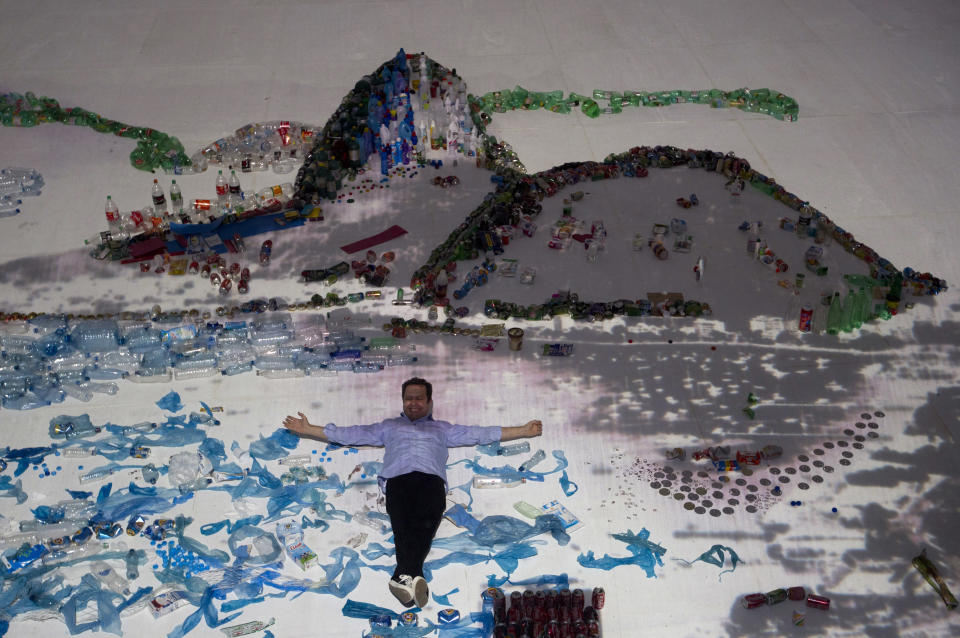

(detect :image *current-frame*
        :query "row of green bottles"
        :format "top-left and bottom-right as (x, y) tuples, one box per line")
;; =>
(827, 287), (874, 334)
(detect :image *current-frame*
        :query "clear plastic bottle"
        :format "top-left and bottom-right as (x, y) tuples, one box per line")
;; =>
(60, 446), (97, 459)
(473, 475), (524, 489)
(90, 561), (131, 596)
(169, 180), (183, 213)
(228, 169), (241, 195)
(216, 170), (228, 201)
(79, 466), (114, 484)
(518, 449), (546, 472)
(497, 441), (531, 456)
(104, 195), (120, 230)
(151, 179), (167, 214)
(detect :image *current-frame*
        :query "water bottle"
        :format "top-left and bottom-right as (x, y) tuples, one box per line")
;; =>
(216, 170), (228, 201)
(169, 180), (183, 213)
(518, 449), (546, 472)
(126, 549), (141, 580)
(496, 441), (530, 456)
(151, 179), (167, 214)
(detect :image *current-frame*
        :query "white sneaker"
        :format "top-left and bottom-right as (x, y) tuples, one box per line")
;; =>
(389, 575), (415, 607)
(411, 575), (429, 608)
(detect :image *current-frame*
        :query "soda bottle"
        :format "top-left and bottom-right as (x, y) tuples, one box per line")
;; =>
(228, 169), (241, 195)
(216, 170), (228, 201)
(104, 195), (119, 230)
(826, 291), (843, 335)
(151, 179), (167, 214)
(169, 180), (183, 213)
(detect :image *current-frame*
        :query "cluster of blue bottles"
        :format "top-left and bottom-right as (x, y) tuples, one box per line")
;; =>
(0, 313), (417, 410)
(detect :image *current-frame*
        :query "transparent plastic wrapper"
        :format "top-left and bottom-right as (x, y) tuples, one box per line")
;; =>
(69, 320), (120, 353)
(62, 382), (94, 402)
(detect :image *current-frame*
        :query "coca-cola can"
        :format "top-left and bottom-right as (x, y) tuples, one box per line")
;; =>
(572, 588), (585, 611)
(591, 587), (605, 611)
(742, 593), (767, 609)
(806, 594), (830, 610)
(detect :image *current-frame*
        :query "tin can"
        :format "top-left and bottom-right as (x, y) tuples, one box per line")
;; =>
(572, 588), (585, 611)
(787, 586), (806, 601)
(742, 593), (766, 609)
(400, 611), (417, 626)
(766, 588), (788, 605)
(586, 619), (601, 637)
(798, 305), (813, 332)
(795, 273), (805, 288)
(806, 594), (830, 610)
(560, 588), (572, 609)
(591, 587), (605, 610)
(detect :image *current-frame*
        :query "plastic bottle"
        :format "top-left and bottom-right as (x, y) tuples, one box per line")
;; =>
(826, 292), (843, 335)
(41, 542), (108, 567)
(126, 549), (141, 580)
(216, 170), (228, 201)
(473, 475), (524, 489)
(169, 180), (183, 212)
(151, 179), (167, 213)
(60, 446), (97, 458)
(840, 288), (857, 333)
(513, 501), (542, 519)
(518, 449), (546, 472)
(104, 195), (119, 229)
(90, 561), (131, 596)
(229, 169), (241, 195)
(496, 441), (531, 456)
(79, 467), (114, 484)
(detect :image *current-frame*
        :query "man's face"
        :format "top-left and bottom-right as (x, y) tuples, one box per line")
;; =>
(402, 385), (431, 421)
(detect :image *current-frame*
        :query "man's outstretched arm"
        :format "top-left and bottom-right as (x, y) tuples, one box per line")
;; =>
(500, 419), (543, 441)
(283, 412), (330, 442)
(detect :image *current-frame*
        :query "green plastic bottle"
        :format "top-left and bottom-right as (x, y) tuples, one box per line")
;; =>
(826, 292), (843, 335)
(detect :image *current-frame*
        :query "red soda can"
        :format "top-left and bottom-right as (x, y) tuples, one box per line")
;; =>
(139, 262), (150, 273)
(560, 620), (573, 638)
(547, 590), (559, 609)
(798, 305), (813, 332)
(586, 619), (601, 637)
(240, 267), (250, 281)
(493, 623), (506, 638)
(806, 594), (830, 610)
(229, 262), (241, 276)
(545, 620), (560, 638)
(560, 588), (572, 609)
(591, 587), (605, 611)
(559, 606), (570, 624)
(511, 590), (522, 611)
(582, 606), (597, 623)
(547, 605), (557, 621)
(787, 586), (806, 601)
(572, 589), (585, 611)
(742, 593), (766, 609)
(507, 605), (520, 623)
(193, 199), (212, 211)
(201, 264), (211, 278)
(532, 620), (544, 637)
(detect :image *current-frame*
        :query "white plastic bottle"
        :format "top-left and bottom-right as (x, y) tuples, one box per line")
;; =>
(216, 170), (228, 201)
(169, 180), (183, 213)
(104, 195), (120, 230)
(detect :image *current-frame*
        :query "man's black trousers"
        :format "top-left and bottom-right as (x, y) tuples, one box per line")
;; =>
(385, 471), (446, 579)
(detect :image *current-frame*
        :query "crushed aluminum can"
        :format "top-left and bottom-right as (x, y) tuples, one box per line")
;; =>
(129, 445), (151, 459)
(666, 447), (685, 461)
(787, 586), (806, 601)
(805, 594), (830, 610)
(126, 514), (146, 536)
(438, 609), (461, 625)
(742, 593), (766, 609)
(766, 588), (788, 605)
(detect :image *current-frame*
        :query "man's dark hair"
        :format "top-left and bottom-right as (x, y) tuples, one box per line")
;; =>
(402, 377), (432, 401)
